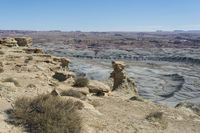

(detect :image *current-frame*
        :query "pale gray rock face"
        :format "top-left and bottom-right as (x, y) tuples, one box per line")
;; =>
(33, 43), (200, 106)
(68, 60), (200, 106)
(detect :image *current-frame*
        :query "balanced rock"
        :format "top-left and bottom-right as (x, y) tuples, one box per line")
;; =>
(15, 37), (32, 47)
(87, 80), (110, 94)
(110, 61), (138, 96)
(0, 37), (18, 47)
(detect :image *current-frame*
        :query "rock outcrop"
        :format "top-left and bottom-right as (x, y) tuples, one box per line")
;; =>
(53, 57), (70, 70)
(87, 80), (110, 95)
(0, 37), (18, 47)
(15, 37), (32, 47)
(110, 61), (137, 96)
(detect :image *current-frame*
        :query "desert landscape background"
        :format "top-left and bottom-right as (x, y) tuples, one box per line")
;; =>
(0, 30), (200, 133)
(1, 30), (199, 106)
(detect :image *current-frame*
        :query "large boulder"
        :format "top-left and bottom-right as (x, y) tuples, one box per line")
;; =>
(87, 80), (110, 94)
(15, 37), (32, 47)
(0, 37), (18, 47)
(110, 61), (138, 96)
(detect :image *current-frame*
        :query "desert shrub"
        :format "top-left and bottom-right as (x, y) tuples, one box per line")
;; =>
(146, 111), (167, 129)
(146, 111), (163, 121)
(10, 94), (83, 133)
(3, 78), (20, 87)
(175, 102), (200, 116)
(74, 77), (89, 87)
(52, 72), (67, 82)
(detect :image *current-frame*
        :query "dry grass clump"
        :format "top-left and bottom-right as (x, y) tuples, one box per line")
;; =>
(146, 111), (168, 129)
(9, 94), (83, 133)
(3, 78), (20, 87)
(74, 77), (89, 87)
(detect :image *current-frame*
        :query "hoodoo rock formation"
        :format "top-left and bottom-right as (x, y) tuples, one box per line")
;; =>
(110, 61), (138, 96)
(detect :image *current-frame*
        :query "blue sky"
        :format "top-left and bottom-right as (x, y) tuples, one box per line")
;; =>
(0, 0), (199, 31)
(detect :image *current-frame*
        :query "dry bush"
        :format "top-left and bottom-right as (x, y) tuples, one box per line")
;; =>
(146, 111), (168, 129)
(3, 78), (20, 87)
(74, 77), (89, 87)
(9, 94), (83, 133)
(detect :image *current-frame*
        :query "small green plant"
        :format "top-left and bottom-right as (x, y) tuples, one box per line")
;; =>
(74, 77), (89, 87)
(9, 94), (83, 133)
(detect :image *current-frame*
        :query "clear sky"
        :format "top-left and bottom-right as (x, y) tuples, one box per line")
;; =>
(0, 0), (199, 31)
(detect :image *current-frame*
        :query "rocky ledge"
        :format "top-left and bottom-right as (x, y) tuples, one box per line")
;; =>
(0, 37), (200, 133)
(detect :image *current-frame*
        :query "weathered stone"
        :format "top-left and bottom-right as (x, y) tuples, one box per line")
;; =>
(0, 37), (18, 47)
(15, 37), (32, 47)
(175, 102), (200, 116)
(110, 61), (138, 96)
(52, 57), (70, 70)
(87, 80), (110, 94)
(110, 61), (126, 90)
